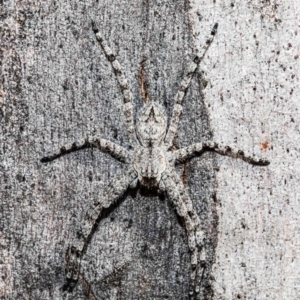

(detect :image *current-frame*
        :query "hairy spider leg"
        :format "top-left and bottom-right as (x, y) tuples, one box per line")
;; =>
(169, 169), (206, 294)
(171, 141), (269, 293)
(92, 23), (138, 147)
(161, 172), (199, 298)
(174, 141), (270, 166)
(40, 136), (130, 164)
(164, 23), (218, 149)
(63, 169), (137, 292)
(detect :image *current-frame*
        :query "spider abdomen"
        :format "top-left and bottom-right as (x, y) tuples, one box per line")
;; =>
(133, 147), (167, 188)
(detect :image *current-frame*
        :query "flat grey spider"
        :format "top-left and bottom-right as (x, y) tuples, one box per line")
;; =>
(41, 22), (269, 296)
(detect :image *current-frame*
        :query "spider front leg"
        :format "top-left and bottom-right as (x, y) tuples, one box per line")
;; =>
(40, 136), (130, 163)
(164, 23), (218, 148)
(92, 22), (138, 147)
(174, 141), (270, 166)
(63, 168), (137, 292)
(161, 171), (199, 298)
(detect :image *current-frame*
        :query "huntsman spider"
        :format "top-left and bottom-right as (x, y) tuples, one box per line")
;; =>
(41, 22), (269, 296)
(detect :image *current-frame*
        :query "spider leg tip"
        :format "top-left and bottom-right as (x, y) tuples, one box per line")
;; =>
(91, 20), (99, 33)
(212, 23), (219, 35)
(62, 274), (79, 292)
(252, 159), (270, 166)
(40, 157), (51, 163)
(260, 159), (270, 166)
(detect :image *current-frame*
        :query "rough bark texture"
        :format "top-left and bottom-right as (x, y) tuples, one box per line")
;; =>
(190, 1), (300, 299)
(0, 0), (298, 300)
(1, 0), (216, 299)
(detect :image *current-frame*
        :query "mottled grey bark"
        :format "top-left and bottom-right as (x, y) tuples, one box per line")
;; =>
(3, 0), (298, 299)
(1, 1), (217, 299)
(190, 1), (300, 299)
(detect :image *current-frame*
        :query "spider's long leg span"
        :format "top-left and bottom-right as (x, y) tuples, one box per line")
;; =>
(64, 168), (138, 291)
(165, 169), (206, 293)
(166, 169), (205, 294)
(161, 172), (198, 297)
(40, 136), (130, 163)
(92, 23), (138, 147)
(164, 23), (218, 148)
(174, 141), (270, 166)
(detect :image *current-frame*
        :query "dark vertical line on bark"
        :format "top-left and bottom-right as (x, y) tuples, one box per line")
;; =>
(139, 56), (150, 103)
(139, 0), (151, 104)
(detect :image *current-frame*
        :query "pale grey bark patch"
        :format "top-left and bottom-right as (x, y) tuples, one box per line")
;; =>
(1, 0), (218, 299)
(190, 1), (299, 299)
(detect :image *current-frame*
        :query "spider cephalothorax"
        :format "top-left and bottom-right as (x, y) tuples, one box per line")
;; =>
(41, 22), (269, 297)
(136, 102), (168, 147)
(134, 102), (169, 188)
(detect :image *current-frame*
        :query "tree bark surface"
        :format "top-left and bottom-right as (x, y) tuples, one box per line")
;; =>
(0, 0), (299, 300)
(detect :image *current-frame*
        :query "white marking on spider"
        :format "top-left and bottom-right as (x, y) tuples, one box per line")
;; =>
(41, 22), (269, 296)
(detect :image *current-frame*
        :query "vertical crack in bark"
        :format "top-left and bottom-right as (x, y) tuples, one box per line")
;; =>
(139, 56), (150, 103)
(139, 0), (151, 104)
(143, 0), (150, 42)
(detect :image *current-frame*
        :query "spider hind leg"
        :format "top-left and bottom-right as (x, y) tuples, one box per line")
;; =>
(62, 169), (137, 292)
(162, 171), (200, 297)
